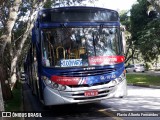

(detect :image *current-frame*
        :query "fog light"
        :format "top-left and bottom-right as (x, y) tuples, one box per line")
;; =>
(60, 85), (66, 91)
(53, 83), (59, 89)
(117, 77), (123, 83)
(112, 80), (117, 85)
(45, 79), (52, 84)
(42, 76), (47, 80)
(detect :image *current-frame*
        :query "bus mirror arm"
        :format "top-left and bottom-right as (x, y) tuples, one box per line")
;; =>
(120, 26), (125, 32)
(121, 32), (126, 54)
(120, 25), (126, 54)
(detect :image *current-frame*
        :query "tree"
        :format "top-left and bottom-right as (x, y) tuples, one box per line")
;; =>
(130, 0), (149, 62)
(10, 0), (48, 90)
(130, 0), (150, 42)
(148, 0), (160, 13)
(119, 10), (136, 64)
(0, 0), (47, 110)
(0, 0), (22, 111)
(130, 0), (160, 63)
(0, 0), (98, 111)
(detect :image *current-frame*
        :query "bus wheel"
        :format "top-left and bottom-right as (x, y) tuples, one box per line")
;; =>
(31, 80), (36, 96)
(119, 96), (124, 98)
(36, 80), (41, 100)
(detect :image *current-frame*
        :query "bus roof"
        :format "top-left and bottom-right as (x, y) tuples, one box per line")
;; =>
(38, 6), (119, 23)
(39, 6), (118, 13)
(39, 6), (118, 14)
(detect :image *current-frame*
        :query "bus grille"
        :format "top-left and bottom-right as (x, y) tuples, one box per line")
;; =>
(60, 86), (114, 101)
(68, 81), (110, 88)
(59, 68), (116, 77)
(73, 90), (110, 100)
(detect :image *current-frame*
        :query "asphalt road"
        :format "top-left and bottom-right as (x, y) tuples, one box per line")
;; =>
(127, 70), (160, 76)
(22, 82), (160, 120)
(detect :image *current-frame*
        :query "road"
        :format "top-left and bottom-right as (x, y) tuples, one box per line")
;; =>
(127, 70), (160, 76)
(22, 82), (160, 120)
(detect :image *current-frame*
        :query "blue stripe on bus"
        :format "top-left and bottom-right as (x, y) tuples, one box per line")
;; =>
(39, 22), (120, 28)
(41, 62), (124, 85)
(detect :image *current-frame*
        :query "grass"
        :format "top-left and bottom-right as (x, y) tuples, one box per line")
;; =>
(126, 74), (160, 86)
(5, 81), (22, 111)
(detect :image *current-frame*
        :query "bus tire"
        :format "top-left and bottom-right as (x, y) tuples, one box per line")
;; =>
(119, 96), (124, 98)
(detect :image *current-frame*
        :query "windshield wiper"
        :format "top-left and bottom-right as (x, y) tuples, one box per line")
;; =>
(99, 24), (104, 34)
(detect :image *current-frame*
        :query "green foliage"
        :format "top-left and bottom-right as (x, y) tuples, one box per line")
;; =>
(44, 0), (54, 8)
(130, 0), (160, 62)
(44, 0), (96, 8)
(138, 19), (160, 61)
(120, 10), (130, 31)
(145, 62), (152, 70)
(120, 10), (135, 64)
(130, 0), (150, 41)
(5, 82), (22, 111)
(127, 74), (160, 86)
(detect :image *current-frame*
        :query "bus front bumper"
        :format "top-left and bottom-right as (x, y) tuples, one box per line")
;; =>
(43, 79), (127, 106)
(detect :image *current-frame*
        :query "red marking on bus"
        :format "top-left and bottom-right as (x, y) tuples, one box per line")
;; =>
(51, 76), (80, 85)
(88, 56), (125, 65)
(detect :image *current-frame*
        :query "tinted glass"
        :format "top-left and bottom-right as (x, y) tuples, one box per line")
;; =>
(40, 9), (119, 22)
(41, 27), (122, 67)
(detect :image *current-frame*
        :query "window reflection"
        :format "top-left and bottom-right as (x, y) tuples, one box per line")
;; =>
(41, 27), (121, 67)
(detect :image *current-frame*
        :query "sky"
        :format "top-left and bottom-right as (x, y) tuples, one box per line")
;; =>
(84, 0), (137, 11)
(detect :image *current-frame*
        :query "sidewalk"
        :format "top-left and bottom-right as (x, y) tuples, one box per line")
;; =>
(146, 70), (160, 76)
(128, 83), (160, 89)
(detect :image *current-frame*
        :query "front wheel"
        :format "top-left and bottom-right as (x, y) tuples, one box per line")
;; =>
(119, 96), (124, 98)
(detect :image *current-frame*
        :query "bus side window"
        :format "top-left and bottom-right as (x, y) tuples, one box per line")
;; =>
(79, 47), (86, 58)
(69, 49), (78, 59)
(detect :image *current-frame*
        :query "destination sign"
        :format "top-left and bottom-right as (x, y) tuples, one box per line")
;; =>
(60, 59), (82, 67)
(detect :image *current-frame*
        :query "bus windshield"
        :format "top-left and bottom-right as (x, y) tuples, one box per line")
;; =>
(41, 27), (122, 67)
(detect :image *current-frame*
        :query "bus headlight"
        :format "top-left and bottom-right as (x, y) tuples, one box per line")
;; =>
(52, 83), (59, 89)
(116, 77), (123, 83)
(42, 76), (52, 85)
(111, 80), (117, 86)
(42, 76), (66, 91)
(60, 85), (66, 91)
(116, 71), (126, 84)
(111, 71), (126, 86)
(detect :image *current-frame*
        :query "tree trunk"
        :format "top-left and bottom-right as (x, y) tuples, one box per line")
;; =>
(10, 0), (47, 89)
(0, 0), (22, 105)
(0, 64), (12, 101)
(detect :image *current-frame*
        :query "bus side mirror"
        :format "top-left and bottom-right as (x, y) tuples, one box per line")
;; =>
(120, 26), (126, 54)
(120, 26), (125, 32)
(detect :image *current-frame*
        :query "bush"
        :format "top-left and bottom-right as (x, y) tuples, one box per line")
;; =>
(145, 62), (152, 70)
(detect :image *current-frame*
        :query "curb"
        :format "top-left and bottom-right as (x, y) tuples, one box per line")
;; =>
(127, 83), (160, 89)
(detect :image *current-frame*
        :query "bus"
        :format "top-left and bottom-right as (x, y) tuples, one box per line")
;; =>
(24, 6), (127, 106)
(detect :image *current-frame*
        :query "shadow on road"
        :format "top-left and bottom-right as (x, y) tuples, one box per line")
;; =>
(22, 81), (112, 120)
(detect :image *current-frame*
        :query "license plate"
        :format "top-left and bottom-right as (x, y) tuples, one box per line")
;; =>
(84, 90), (98, 96)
